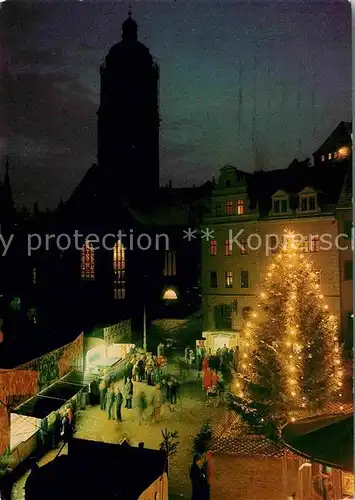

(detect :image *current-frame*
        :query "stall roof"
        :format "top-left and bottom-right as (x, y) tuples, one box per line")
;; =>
(24, 438), (167, 500)
(41, 381), (84, 402)
(282, 414), (353, 472)
(61, 370), (97, 386)
(13, 395), (65, 419)
(13, 374), (86, 419)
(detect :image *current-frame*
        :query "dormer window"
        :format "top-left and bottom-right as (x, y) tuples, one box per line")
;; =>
(309, 196), (316, 211)
(300, 195), (317, 212)
(273, 198), (288, 214)
(237, 199), (244, 215)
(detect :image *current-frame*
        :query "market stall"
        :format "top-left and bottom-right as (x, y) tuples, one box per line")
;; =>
(282, 413), (353, 499)
(11, 374), (87, 455)
(85, 341), (134, 374)
(202, 331), (239, 354)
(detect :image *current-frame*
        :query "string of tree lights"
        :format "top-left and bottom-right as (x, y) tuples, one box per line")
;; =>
(236, 229), (343, 420)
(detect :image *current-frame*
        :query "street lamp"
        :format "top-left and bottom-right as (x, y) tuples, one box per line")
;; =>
(143, 274), (148, 351)
(143, 303), (147, 351)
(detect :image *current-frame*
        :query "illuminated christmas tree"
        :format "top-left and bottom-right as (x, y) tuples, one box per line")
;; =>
(237, 230), (343, 418)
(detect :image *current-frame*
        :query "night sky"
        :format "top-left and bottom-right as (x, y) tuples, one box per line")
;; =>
(0, 0), (351, 209)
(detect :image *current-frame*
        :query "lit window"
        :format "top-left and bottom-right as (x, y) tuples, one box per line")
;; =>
(164, 250), (176, 276)
(334, 152), (338, 159)
(81, 241), (95, 280)
(32, 267), (36, 285)
(225, 271), (233, 288)
(163, 289), (178, 300)
(210, 271), (218, 288)
(328, 153), (332, 160)
(113, 240), (125, 299)
(225, 239), (232, 256)
(226, 200), (233, 215)
(310, 235), (320, 253)
(210, 240), (217, 256)
(237, 199), (244, 215)
(321, 155), (325, 162)
(240, 238), (248, 255)
(240, 270), (249, 288)
(338, 147), (350, 158)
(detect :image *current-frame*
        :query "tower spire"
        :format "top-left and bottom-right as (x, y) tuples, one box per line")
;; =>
(0, 156), (15, 222)
(122, 5), (137, 42)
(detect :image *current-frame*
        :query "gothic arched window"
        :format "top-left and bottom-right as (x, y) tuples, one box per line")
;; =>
(113, 241), (126, 299)
(81, 241), (95, 280)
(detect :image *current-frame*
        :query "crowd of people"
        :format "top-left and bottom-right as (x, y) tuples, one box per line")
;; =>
(183, 343), (238, 403)
(86, 350), (184, 425)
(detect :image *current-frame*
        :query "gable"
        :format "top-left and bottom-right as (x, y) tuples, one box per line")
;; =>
(271, 189), (289, 199)
(299, 186), (317, 196)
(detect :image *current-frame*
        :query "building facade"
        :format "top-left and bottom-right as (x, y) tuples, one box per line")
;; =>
(201, 127), (352, 355)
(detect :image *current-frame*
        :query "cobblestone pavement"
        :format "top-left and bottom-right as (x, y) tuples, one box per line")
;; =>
(11, 363), (296, 500)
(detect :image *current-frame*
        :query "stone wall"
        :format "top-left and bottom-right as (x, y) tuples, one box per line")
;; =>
(0, 333), (84, 455)
(103, 320), (132, 345)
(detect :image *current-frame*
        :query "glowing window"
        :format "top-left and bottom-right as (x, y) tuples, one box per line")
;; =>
(225, 271), (233, 288)
(163, 289), (178, 300)
(225, 239), (232, 256)
(81, 241), (95, 280)
(240, 238), (249, 255)
(113, 240), (126, 299)
(338, 146), (350, 158)
(310, 235), (320, 253)
(321, 155), (325, 162)
(237, 199), (244, 215)
(164, 250), (176, 276)
(328, 153), (332, 160)
(210, 240), (217, 256)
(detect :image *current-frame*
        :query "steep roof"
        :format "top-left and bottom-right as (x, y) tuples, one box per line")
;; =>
(246, 161), (350, 215)
(313, 121), (352, 156)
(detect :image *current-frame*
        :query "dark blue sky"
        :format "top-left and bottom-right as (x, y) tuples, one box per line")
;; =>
(0, 0), (351, 208)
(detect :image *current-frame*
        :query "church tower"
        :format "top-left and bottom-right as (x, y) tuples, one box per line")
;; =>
(97, 11), (160, 201)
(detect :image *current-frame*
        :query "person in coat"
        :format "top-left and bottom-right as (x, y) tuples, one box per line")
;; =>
(115, 387), (123, 421)
(124, 360), (133, 383)
(170, 378), (179, 404)
(189, 454), (210, 500)
(99, 379), (107, 410)
(137, 358), (145, 382)
(124, 378), (133, 409)
(106, 386), (116, 420)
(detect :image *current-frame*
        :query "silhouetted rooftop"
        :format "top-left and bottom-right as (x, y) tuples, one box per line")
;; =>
(282, 414), (353, 471)
(25, 438), (167, 500)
